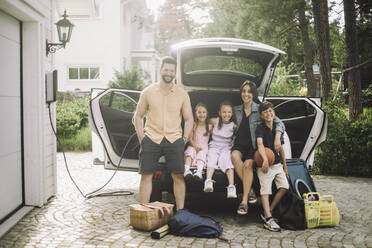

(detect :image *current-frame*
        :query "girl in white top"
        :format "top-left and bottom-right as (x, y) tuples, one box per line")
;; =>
(204, 101), (237, 198)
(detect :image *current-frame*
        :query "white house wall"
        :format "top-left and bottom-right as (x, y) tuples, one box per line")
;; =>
(121, 5), (131, 69)
(44, 0), (57, 202)
(43, 105), (57, 202)
(21, 1), (56, 207)
(55, 0), (121, 92)
(121, 1), (154, 68)
(102, 0), (121, 89)
(0, 0), (57, 235)
(121, 0), (157, 84)
(56, 0), (157, 93)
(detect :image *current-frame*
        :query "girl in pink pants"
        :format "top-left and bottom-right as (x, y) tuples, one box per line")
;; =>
(184, 103), (211, 181)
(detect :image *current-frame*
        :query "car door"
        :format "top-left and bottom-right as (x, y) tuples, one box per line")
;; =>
(264, 96), (327, 166)
(89, 88), (141, 171)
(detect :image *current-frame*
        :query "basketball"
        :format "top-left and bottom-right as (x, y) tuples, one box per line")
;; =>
(254, 147), (275, 167)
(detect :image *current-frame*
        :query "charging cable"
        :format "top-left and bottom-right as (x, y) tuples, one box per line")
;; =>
(48, 102), (134, 199)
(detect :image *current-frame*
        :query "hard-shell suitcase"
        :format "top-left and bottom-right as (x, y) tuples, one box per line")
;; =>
(286, 159), (316, 197)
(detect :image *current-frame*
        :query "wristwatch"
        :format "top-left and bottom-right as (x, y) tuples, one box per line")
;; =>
(183, 136), (189, 143)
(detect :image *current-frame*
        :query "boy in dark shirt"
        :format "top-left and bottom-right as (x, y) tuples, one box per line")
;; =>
(256, 101), (289, 232)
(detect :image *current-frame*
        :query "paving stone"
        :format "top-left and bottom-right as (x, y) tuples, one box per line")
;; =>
(0, 152), (371, 248)
(268, 239), (280, 247)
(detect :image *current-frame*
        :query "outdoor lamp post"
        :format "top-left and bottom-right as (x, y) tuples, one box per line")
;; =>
(46, 10), (74, 56)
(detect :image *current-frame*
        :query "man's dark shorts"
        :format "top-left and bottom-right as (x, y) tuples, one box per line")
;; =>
(232, 145), (255, 161)
(139, 136), (184, 174)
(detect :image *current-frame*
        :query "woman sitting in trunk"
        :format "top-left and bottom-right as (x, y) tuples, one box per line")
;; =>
(231, 80), (285, 215)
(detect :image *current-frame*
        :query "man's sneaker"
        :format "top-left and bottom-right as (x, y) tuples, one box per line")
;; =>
(204, 179), (214, 192)
(184, 169), (193, 181)
(227, 185), (237, 198)
(193, 170), (203, 181)
(263, 217), (281, 232)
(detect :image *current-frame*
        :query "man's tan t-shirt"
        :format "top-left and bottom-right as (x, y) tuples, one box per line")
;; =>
(139, 82), (191, 144)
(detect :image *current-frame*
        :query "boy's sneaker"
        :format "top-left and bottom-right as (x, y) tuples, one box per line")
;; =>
(227, 185), (237, 198)
(193, 170), (203, 181)
(184, 169), (193, 181)
(204, 179), (214, 192)
(263, 217), (281, 232)
(261, 214), (279, 224)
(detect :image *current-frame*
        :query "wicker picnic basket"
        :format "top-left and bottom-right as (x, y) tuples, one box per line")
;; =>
(129, 201), (174, 231)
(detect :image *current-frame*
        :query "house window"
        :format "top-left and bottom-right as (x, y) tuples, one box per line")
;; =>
(68, 67), (100, 80)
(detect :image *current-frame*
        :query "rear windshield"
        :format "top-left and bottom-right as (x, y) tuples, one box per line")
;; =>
(180, 47), (273, 89)
(184, 55), (263, 76)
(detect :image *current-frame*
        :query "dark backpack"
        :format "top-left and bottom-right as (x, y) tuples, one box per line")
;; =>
(168, 209), (226, 239)
(272, 189), (307, 230)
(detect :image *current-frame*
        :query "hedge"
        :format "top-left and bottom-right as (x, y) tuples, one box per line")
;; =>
(314, 95), (372, 177)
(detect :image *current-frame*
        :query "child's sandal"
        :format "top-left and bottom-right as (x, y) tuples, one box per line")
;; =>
(237, 203), (248, 215)
(248, 191), (257, 204)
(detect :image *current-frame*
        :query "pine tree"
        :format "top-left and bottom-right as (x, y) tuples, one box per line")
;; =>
(312, 0), (332, 102)
(344, 0), (362, 121)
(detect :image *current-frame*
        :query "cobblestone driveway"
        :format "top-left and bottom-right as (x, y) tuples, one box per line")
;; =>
(0, 152), (371, 248)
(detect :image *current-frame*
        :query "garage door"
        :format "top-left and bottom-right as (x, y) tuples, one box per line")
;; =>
(0, 10), (23, 223)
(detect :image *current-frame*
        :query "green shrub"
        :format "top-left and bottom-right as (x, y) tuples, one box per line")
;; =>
(362, 84), (372, 107)
(73, 97), (89, 127)
(56, 97), (89, 138)
(314, 96), (372, 177)
(268, 62), (306, 96)
(109, 67), (145, 90)
(57, 91), (74, 102)
(57, 126), (92, 152)
(56, 106), (81, 138)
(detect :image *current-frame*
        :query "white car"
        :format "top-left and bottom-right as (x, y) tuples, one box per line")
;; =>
(88, 38), (327, 200)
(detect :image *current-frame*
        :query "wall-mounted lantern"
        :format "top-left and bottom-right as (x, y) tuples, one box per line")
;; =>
(46, 10), (74, 56)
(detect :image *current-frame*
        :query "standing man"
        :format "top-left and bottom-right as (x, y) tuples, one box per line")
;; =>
(133, 56), (193, 210)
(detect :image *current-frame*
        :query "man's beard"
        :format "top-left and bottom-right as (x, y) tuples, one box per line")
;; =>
(162, 75), (174, 84)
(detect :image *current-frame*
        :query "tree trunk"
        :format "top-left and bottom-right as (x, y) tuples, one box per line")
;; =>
(298, 0), (316, 97)
(312, 0), (332, 102)
(344, 0), (362, 121)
